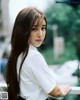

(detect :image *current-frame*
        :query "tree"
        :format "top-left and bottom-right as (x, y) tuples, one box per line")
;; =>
(44, 0), (80, 48)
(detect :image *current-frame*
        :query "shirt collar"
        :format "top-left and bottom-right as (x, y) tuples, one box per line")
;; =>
(29, 44), (37, 51)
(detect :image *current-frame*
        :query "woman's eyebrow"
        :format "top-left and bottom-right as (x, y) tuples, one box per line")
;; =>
(42, 25), (46, 26)
(33, 24), (46, 27)
(33, 25), (38, 27)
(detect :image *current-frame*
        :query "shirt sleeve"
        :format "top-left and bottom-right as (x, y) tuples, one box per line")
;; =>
(28, 53), (56, 94)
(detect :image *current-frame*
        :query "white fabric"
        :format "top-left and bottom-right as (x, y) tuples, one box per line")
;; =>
(17, 44), (56, 100)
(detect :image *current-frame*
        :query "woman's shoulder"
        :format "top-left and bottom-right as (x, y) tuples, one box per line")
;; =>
(28, 48), (41, 59)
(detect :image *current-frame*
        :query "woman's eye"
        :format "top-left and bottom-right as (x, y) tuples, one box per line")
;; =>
(42, 27), (46, 30)
(32, 28), (37, 31)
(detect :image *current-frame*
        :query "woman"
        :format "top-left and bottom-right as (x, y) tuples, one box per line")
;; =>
(5, 7), (71, 100)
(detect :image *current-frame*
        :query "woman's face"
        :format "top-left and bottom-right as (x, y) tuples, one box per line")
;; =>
(29, 19), (46, 47)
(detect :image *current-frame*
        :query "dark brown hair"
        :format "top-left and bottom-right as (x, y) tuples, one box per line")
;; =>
(5, 7), (47, 100)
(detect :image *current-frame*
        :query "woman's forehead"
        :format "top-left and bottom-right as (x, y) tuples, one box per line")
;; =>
(34, 18), (46, 26)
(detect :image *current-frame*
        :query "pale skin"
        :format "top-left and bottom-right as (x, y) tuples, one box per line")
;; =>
(29, 19), (71, 97)
(29, 19), (46, 47)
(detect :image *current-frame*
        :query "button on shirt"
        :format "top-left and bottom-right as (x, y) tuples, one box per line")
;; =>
(17, 44), (56, 100)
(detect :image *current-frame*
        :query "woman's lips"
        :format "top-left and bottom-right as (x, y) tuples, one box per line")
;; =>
(35, 39), (42, 42)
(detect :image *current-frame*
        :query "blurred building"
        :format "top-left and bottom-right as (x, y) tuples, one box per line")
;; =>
(0, 0), (10, 37)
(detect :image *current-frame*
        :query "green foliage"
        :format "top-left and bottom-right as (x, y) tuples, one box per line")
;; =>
(44, 1), (80, 48)
(41, 1), (80, 65)
(40, 43), (77, 65)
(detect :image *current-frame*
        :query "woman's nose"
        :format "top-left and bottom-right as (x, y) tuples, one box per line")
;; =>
(38, 30), (42, 36)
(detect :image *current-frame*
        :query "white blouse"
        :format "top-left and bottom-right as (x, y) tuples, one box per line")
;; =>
(17, 44), (56, 100)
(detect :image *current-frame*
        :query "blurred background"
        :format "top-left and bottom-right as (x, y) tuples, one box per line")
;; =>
(0, 0), (80, 100)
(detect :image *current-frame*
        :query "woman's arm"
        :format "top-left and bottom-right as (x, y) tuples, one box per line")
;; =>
(49, 85), (71, 97)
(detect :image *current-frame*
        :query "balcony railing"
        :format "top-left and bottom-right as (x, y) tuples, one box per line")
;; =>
(0, 82), (80, 100)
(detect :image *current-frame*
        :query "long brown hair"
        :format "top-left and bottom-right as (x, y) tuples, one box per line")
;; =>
(5, 7), (47, 100)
